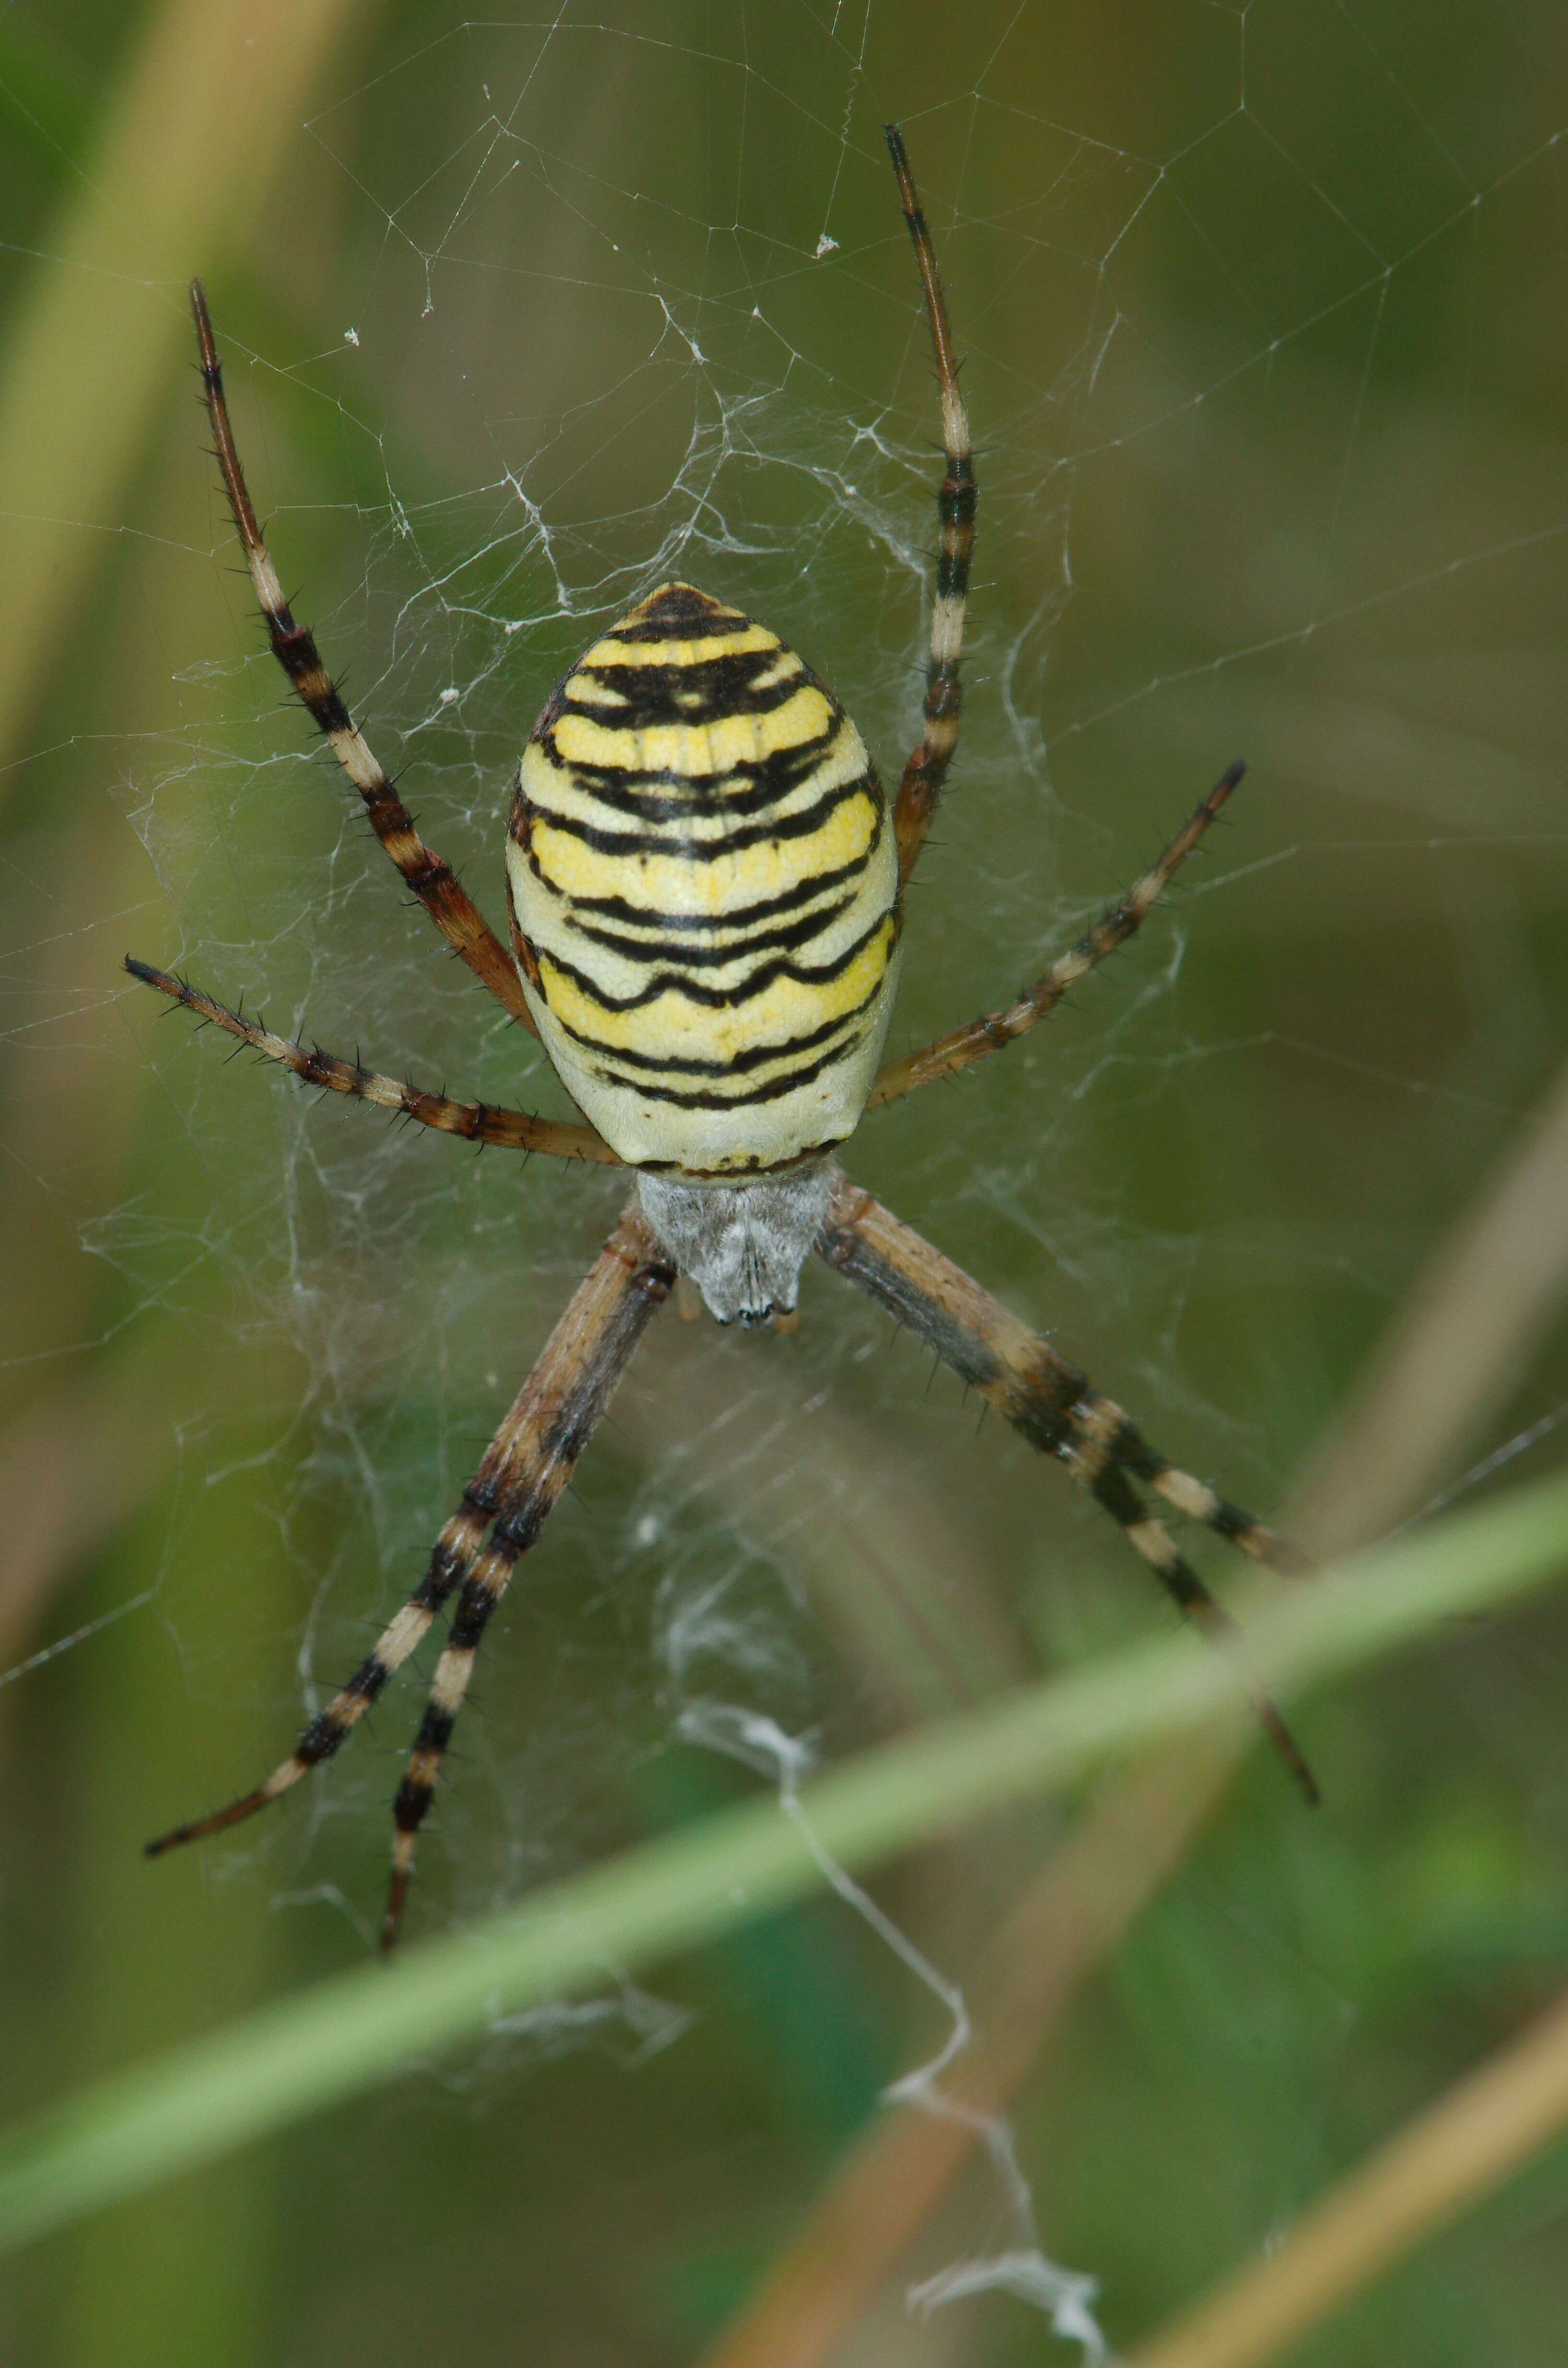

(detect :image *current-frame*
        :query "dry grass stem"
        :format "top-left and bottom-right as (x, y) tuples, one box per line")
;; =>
(698, 1048), (1568, 2367)
(1290, 1053), (1568, 1559)
(695, 1728), (1243, 2368)
(1127, 1986), (1568, 2368)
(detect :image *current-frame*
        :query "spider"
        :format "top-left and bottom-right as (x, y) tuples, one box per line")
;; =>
(131, 126), (1313, 1953)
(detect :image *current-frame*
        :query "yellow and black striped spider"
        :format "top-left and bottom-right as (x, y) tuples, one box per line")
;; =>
(131, 128), (1313, 1952)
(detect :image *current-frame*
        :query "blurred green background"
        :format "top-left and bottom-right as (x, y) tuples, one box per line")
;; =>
(3, 1), (1568, 2362)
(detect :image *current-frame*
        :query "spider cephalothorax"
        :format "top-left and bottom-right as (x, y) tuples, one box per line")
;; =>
(634, 1165), (836, 1326)
(132, 127), (1311, 1953)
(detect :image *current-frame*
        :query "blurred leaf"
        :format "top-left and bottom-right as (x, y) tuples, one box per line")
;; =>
(0, 0), (381, 775)
(0, 19), (94, 163)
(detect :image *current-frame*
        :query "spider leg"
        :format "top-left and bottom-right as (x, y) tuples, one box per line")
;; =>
(869, 763), (1243, 1109)
(380, 1208), (673, 1947)
(1068, 1381), (1310, 1576)
(884, 125), (976, 886)
(188, 281), (539, 1036)
(814, 1166), (1317, 1800)
(146, 1207), (674, 1948)
(125, 958), (619, 1163)
(1057, 1441), (1316, 1798)
(820, 1155), (1298, 1573)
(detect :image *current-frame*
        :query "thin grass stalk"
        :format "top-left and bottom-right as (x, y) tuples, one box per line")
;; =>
(694, 1728), (1242, 2368)
(1291, 1050), (1568, 1559)
(0, 1466), (1563, 2257)
(697, 1042), (1568, 2368)
(1127, 1985), (1568, 2368)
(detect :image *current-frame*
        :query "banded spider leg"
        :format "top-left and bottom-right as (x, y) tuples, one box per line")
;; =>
(147, 1210), (674, 1949)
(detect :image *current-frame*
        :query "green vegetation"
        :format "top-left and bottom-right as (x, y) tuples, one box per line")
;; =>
(2, 4), (1567, 2364)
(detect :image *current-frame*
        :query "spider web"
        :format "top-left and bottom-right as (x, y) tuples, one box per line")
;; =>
(21, 0), (1568, 2355)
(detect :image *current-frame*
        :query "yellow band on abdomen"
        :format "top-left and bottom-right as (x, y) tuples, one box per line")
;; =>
(506, 583), (901, 1173)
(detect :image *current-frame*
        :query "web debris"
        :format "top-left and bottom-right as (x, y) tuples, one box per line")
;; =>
(676, 1699), (1106, 2358)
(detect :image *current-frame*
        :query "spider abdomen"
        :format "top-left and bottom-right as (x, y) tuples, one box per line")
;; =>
(506, 583), (901, 1173)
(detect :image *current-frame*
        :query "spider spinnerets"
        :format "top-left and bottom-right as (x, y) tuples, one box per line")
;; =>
(130, 125), (1313, 1952)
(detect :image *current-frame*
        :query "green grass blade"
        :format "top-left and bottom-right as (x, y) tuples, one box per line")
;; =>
(3, 1466), (1566, 2256)
(0, 0), (376, 776)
